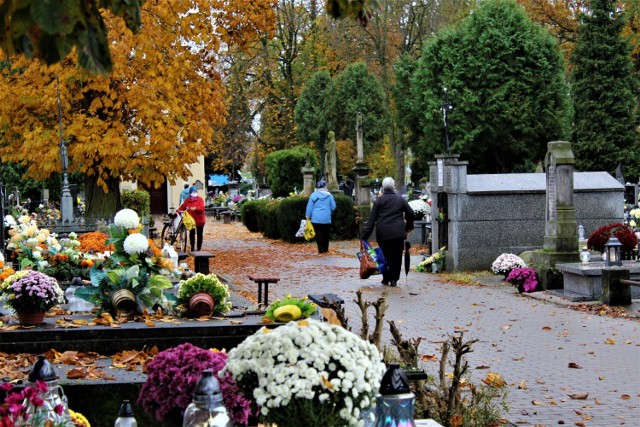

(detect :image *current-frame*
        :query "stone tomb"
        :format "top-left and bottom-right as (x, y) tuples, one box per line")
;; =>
(555, 261), (640, 301)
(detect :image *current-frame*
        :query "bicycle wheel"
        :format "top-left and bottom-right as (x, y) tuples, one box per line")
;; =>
(160, 224), (172, 246)
(176, 224), (188, 252)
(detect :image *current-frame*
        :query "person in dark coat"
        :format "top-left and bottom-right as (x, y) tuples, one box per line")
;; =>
(361, 177), (415, 286)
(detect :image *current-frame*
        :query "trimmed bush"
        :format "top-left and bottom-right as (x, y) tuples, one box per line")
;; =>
(278, 196), (309, 243)
(257, 199), (281, 239)
(241, 200), (262, 232)
(331, 194), (356, 240)
(265, 147), (318, 197)
(121, 189), (150, 218)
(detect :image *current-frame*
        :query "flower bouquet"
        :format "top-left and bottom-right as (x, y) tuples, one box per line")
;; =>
(138, 343), (253, 425)
(223, 319), (386, 427)
(415, 246), (446, 273)
(177, 273), (232, 317)
(1, 270), (64, 313)
(263, 294), (316, 322)
(505, 267), (539, 293)
(491, 253), (526, 278)
(408, 199), (431, 221)
(6, 215), (61, 269)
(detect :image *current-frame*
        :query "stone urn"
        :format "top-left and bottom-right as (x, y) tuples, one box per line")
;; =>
(189, 292), (215, 317)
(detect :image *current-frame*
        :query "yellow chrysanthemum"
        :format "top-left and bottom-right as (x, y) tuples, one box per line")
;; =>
(69, 409), (91, 427)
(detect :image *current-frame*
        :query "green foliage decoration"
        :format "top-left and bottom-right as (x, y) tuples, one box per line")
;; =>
(0, 0), (145, 75)
(264, 295), (317, 322)
(405, 0), (571, 175)
(265, 147), (318, 197)
(177, 273), (232, 313)
(571, 0), (639, 178)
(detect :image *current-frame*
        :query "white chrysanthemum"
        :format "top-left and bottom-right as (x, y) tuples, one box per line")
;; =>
(114, 208), (140, 229)
(123, 233), (149, 255)
(69, 232), (77, 240)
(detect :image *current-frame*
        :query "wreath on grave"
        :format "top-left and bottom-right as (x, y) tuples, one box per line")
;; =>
(586, 223), (638, 253)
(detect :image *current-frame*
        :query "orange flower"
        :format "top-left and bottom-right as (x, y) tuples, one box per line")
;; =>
(0, 267), (15, 281)
(152, 247), (162, 256)
(80, 259), (94, 268)
(0, 260), (4, 268)
(78, 232), (109, 253)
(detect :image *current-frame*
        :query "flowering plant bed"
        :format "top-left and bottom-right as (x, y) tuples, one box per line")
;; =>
(491, 253), (526, 277)
(1, 270), (64, 313)
(587, 223), (638, 253)
(223, 319), (386, 426)
(505, 267), (539, 293)
(138, 343), (253, 425)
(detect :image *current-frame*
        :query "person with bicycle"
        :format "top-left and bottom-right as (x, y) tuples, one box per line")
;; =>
(177, 186), (206, 251)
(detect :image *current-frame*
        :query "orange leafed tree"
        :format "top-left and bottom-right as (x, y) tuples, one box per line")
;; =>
(0, 0), (275, 217)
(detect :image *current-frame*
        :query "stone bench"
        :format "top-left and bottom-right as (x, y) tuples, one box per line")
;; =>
(189, 250), (215, 274)
(555, 261), (640, 301)
(248, 275), (280, 306)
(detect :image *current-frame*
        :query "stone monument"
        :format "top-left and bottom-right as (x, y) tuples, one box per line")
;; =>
(301, 154), (315, 196)
(325, 131), (338, 189)
(353, 112), (372, 234)
(531, 141), (580, 289)
(57, 76), (74, 223)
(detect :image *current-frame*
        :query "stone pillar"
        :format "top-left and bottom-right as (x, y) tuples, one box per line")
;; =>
(602, 268), (631, 306)
(302, 162), (315, 196)
(353, 162), (371, 236)
(429, 154), (467, 271)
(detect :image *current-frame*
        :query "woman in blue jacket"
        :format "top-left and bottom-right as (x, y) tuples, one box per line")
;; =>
(305, 180), (336, 253)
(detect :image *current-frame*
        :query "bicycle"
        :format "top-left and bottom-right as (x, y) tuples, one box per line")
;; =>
(160, 212), (187, 252)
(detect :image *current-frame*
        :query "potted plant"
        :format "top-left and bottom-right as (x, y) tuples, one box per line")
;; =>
(408, 198), (431, 221)
(505, 267), (539, 293)
(222, 319), (386, 427)
(264, 294), (317, 322)
(587, 223), (638, 253)
(491, 253), (526, 278)
(138, 343), (253, 426)
(415, 246), (446, 273)
(177, 273), (232, 317)
(0, 270), (64, 326)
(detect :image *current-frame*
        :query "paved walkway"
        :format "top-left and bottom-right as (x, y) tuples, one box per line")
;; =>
(204, 221), (640, 427)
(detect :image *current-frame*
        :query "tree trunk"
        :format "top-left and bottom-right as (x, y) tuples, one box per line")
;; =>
(85, 174), (121, 219)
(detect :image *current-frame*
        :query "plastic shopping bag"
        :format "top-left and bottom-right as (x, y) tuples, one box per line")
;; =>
(295, 219), (306, 238)
(304, 219), (315, 241)
(182, 211), (196, 231)
(359, 241), (379, 279)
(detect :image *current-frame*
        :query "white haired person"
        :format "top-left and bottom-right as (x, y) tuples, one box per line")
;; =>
(305, 179), (337, 253)
(361, 177), (415, 286)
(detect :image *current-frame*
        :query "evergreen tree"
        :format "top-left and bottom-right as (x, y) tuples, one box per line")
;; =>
(408, 0), (571, 174)
(294, 70), (336, 177)
(571, 0), (639, 178)
(333, 63), (390, 150)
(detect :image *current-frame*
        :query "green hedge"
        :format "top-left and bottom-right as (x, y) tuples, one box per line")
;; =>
(278, 196), (309, 243)
(257, 199), (281, 239)
(241, 193), (356, 242)
(331, 194), (357, 240)
(241, 200), (262, 232)
(265, 147), (318, 197)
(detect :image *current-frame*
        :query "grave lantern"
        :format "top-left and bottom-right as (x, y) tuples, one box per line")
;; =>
(24, 355), (72, 425)
(604, 236), (623, 267)
(375, 363), (416, 427)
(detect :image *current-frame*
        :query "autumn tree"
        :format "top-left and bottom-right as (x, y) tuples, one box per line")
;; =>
(571, 0), (639, 178)
(0, 0), (276, 217)
(406, 0), (571, 175)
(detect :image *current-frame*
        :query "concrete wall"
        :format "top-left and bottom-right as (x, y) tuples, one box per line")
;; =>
(429, 159), (624, 271)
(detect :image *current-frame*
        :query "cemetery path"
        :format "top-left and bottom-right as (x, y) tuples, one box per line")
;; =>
(205, 221), (640, 427)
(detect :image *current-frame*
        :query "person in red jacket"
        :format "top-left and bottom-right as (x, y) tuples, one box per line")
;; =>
(177, 186), (206, 251)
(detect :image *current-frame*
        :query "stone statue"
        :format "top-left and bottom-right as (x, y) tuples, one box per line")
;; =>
(325, 131), (338, 188)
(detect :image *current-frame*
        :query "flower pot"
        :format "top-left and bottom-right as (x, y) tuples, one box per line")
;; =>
(111, 289), (137, 318)
(189, 292), (215, 317)
(274, 304), (302, 322)
(17, 311), (46, 326)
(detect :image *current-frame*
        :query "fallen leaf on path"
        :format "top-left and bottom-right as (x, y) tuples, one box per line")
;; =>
(620, 394), (631, 400)
(605, 337), (616, 345)
(568, 362), (582, 369)
(518, 379), (527, 389)
(568, 393), (589, 400)
(421, 354), (438, 362)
